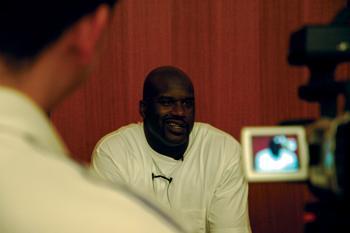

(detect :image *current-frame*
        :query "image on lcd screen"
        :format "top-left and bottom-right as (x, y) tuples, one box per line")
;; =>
(252, 134), (300, 173)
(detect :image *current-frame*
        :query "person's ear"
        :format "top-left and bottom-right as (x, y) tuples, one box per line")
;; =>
(70, 4), (110, 65)
(139, 100), (146, 118)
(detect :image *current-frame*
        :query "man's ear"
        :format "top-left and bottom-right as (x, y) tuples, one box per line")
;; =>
(139, 100), (146, 118)
(70, 4), (110, 65)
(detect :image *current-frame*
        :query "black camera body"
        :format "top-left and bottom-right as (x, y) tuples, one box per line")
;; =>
(289, 26), (350, 65)
(287, 6), (350, 233)
(288, 9), (350, 197)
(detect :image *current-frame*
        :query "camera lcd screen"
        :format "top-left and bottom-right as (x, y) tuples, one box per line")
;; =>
(241, 126), (309, 182)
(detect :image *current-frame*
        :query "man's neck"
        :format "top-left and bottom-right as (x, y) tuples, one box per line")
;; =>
(143, 124), (187, 160)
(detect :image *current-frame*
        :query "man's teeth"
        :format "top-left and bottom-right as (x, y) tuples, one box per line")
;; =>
(168, 122), (182, 128)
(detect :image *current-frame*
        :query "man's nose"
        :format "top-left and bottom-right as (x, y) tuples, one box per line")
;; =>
(171, 102), (186, 116)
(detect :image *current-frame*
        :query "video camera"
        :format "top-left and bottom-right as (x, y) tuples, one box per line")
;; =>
(241, 4), (350, 233)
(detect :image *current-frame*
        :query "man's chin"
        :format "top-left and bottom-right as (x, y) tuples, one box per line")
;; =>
(163, 135), (189, 146)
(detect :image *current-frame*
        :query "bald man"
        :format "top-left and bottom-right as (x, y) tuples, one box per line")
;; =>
(92, 66), (252, 233)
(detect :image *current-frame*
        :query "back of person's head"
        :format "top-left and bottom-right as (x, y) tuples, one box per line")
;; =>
(142, 65), (194, 101)
(269, 136), (282, 156)
(0, 0), (116, 64)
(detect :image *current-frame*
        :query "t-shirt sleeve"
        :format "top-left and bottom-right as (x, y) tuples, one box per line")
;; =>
(208, 138), (252, 233)
(91, 139), (129, 184)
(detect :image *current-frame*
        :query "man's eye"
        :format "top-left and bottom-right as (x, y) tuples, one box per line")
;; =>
(156, 98), (194, 108)
(183, 100), (194, 107)
(158, 100), (174, 106)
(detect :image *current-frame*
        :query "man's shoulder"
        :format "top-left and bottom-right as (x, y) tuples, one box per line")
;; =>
(191, 122), (241, 158)
(97, 122), (144, 146)
(193, 122), (238, 143)
(0, 146), (185, 233)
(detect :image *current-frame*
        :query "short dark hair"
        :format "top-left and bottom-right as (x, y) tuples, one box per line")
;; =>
(0, 0), (116, 62)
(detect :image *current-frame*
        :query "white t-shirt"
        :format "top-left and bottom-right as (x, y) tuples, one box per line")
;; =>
(0, 87), (185, 233)
(92, 122), (251, 233)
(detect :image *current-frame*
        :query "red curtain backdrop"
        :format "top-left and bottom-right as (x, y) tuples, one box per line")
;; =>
(51, 1), (349, 233)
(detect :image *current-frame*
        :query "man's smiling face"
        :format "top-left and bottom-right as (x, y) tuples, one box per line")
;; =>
(142, 74), (195, 147)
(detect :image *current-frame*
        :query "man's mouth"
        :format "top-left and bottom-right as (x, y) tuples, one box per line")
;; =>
(165, 119), (187, 135)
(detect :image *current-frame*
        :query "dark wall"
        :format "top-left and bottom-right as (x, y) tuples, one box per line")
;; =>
(51, 0), (349, 232)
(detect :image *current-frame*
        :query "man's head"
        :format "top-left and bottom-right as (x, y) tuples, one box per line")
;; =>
(0, 0), (116, 63)
(269, 138), (282, 157)
(0, 0), (116, 111)
(140, 66), (195, 159)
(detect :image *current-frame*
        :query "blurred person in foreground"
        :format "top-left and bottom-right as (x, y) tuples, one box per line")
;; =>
(92, 65), (252, 233)
(0, 1), (187, 233)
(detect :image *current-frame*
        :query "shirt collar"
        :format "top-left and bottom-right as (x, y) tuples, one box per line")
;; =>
(0, 86), (69, 156)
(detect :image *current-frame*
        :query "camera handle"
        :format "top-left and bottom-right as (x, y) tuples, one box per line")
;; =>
(298, 62), (350, 118)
